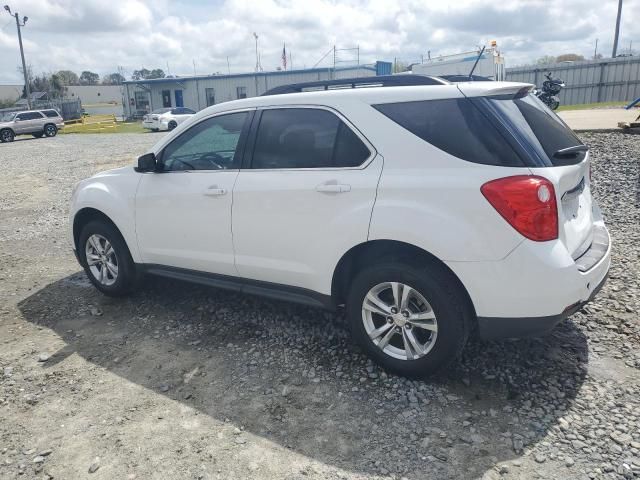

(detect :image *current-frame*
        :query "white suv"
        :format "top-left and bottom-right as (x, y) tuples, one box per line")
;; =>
(69, 76), (610, 377)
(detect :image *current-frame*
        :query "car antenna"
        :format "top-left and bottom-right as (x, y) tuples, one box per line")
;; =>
(468, 46), (486, 81)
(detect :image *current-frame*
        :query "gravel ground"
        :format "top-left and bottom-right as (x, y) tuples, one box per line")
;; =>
(0, 132), (638, 480)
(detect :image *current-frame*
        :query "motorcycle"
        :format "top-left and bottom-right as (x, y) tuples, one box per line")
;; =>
(534, 72), (565, 110)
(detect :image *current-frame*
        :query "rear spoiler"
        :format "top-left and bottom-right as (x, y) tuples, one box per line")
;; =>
(457, 83), (535, 99)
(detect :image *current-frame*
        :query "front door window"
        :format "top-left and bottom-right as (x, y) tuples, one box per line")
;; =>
(160, 112), (249, 171)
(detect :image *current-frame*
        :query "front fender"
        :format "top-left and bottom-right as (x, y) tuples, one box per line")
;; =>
(70, 168), (143, 262)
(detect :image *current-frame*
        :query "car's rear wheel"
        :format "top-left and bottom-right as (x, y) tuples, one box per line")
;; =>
(79, 220), (138, 297)
(346, 261), (470, 377)
(32, 132), (44, 138)
(44, 124), (58, 137)
(167, 120), (177, 131)
(0, 129), (15, 143)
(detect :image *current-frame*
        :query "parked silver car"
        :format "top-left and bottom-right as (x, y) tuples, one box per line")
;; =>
(0, 109), (65, 143)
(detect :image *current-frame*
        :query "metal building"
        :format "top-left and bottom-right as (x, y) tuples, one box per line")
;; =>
(122, 64), (384, 119)
(412, 48), (506, 81)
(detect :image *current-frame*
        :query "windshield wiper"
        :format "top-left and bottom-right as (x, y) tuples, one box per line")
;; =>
(553, 145), (589, 159)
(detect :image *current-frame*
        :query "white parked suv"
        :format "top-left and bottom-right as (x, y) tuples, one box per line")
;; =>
(70, 76), (610, 376)
(142, 107), (196, 131)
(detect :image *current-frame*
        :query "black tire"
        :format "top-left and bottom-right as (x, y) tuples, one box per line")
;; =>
(0, 129), (15, 143)
(32, 132), (44, 138)
(167, 120), (177, 131)
(346, 261), (471, 377)
(78, 220), (138, 297)
(44, 124), (58, 137)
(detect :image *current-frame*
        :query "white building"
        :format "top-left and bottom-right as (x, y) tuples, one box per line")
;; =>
(412, 48), (506, 81)
(122, 64), (384, 118)
(66, 85), (122, 105)
(0, 84), (22, 103)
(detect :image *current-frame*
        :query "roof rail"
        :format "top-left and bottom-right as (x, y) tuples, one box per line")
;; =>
(261, 74), (448, 96)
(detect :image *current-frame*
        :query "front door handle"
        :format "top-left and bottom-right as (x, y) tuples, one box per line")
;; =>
(315, 183), (351, 193)
(203, 185), (227, 196)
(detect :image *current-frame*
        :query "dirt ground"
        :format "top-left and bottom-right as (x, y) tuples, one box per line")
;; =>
(0, 132), (639, 480)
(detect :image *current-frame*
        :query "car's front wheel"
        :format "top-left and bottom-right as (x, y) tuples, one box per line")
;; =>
(346, 261), (471, 377)
(79, 220), (138, 296)
(44, 124), (58, 137)
(0, 129), (15, 143)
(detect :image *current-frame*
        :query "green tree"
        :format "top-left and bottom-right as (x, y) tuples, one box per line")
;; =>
(132, 68), (165, 80)
(79, 71), (100, 85)
(131, 68), (150, 80)
(555, 53), (585, 62)
(536, 55), (557, 65)
(55, 70), (79, 86)
(148, 68), (165, 79)
(102, 72), (125, 85)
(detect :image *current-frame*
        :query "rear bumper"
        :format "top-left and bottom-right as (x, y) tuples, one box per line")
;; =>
(477, 271), (607, 340)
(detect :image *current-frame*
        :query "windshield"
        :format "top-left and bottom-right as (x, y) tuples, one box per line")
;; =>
(151, 108), (172, 114)
(478, 94), (584, 166)
(1, 112), (16, 122)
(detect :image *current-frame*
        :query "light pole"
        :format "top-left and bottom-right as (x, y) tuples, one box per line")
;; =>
(4, 5), (31, 109)
(612, 0), (623, 58)
(253, 32), (262, 72)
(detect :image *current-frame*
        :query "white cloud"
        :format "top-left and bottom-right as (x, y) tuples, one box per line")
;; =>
(0, 0), (637, 83)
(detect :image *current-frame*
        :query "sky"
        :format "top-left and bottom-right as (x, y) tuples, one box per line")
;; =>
(0, 0), (637, 84)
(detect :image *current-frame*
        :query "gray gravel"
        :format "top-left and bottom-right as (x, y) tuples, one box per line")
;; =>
(0, 131), (638, 479)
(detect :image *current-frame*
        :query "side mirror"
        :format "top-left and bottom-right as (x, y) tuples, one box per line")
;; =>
(135, 152), (157, 172)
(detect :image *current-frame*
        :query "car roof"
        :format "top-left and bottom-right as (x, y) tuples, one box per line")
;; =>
(191, 81), (533, 117)
(14, 109), (58, 114)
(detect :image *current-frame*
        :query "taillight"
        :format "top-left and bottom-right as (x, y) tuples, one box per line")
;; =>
(481, 175), (558, 242)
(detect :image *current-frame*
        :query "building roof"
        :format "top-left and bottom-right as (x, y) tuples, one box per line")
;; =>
(122, 65), (376, 85)
(15, 91), (49, 105)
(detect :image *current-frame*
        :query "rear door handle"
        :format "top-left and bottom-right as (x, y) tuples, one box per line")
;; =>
(203, 185), (227, 196)
(315, 183), (351, 193)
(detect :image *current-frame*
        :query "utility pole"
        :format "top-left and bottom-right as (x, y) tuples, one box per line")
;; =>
(253, 33), (262, 72)
(4, 5), (31, 108)
(594, 38), (599, 59)
(612, 0), (623, 58)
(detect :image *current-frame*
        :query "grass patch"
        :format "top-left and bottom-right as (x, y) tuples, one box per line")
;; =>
(557, 101), (628, 111)
(61, 121), (150, 135)
(113, 121), (148, 134)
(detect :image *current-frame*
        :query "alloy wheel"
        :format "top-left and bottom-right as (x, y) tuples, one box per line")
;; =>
(361, 282), (438, 361)
(1, 130), (14, 142)
(85, 234), (119, 286)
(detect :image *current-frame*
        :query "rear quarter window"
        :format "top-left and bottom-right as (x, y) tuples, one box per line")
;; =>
(42, 110), (60, 118)
(373, 99), (524, 167)
(480, 94), (584, 166)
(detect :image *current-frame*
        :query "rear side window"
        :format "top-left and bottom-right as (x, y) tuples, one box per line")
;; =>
(373, 99), (523, 167)
(42, 110), (60, 118)
(482, 94), (584, 166)
(16, 111), (44, 120)
(251, 108), (371, 169)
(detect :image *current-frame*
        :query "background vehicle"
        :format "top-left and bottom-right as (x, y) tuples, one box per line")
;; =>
(142, 107), (196, 132)
(534, 72), (565, 110)
(70, 76), (610, 377)
(0, 109), (64, 143)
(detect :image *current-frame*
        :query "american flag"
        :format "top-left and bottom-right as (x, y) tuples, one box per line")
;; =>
(282, 44), (287, 70)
